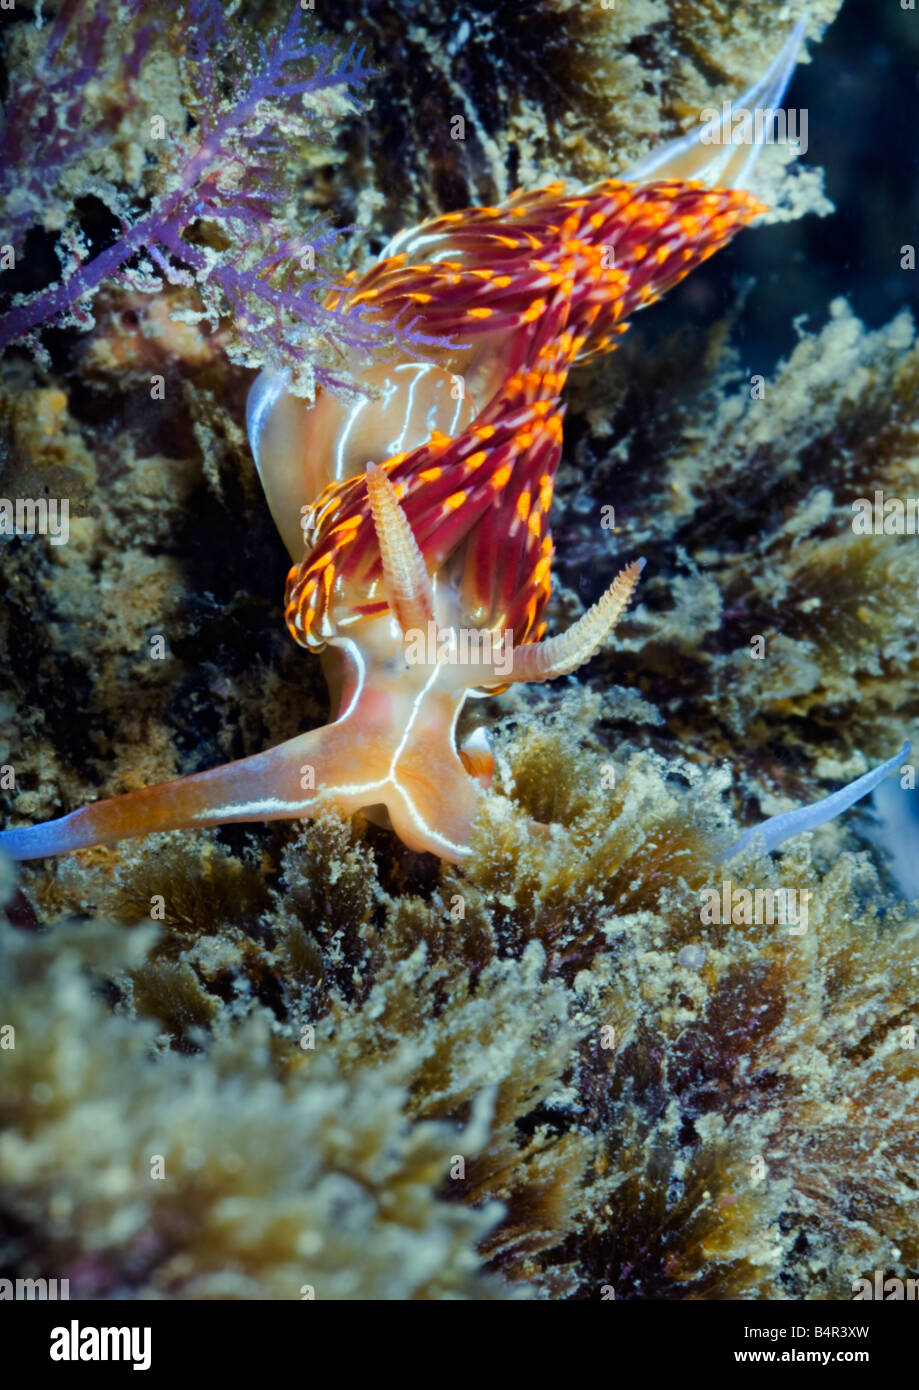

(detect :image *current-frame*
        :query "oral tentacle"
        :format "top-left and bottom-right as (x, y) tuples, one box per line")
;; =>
(0, 675), (479, 863)
(0, 728), (342, 861)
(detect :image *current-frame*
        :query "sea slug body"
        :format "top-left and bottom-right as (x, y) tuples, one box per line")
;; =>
(4, 22), (884, 867)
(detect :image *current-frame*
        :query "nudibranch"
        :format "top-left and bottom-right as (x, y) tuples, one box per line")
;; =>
(8, 21), (893, 867)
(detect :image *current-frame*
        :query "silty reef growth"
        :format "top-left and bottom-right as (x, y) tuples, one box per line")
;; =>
(2, 0), (919, 1299)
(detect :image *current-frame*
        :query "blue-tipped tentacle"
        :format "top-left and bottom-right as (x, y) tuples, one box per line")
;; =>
(616, 18), (808, 190)
(724, 742), (910, 861)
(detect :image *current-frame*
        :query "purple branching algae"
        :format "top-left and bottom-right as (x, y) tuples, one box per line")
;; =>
(0, 0), (443, 391)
